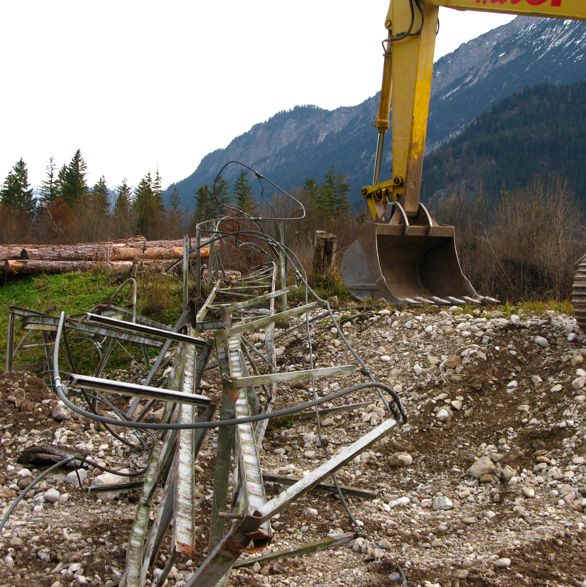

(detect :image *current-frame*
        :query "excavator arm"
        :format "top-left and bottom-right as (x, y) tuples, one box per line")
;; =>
(365, 0), (586, 221)
(342, 0), (585, 306)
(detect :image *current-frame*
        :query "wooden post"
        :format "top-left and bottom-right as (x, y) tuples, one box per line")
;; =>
(312, 230), (337, 277)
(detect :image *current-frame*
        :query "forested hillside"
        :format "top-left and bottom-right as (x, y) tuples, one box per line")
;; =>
(422, 82), (586, 208)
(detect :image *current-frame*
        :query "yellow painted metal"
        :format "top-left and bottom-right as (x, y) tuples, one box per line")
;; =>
(390, 1), (439, 217)
(373, 36), (393, 134)
(433, 0), (586, 21)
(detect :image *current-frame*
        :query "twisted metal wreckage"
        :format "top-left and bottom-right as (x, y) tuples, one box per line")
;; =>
(4, 164), (410, 586)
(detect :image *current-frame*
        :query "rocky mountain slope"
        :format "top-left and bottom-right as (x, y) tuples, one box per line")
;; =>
(169, 16), (586, 209)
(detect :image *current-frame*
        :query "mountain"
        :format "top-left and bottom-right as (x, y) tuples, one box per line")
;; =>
(168, 16), (586, 210)
(422, 81), (586, 207)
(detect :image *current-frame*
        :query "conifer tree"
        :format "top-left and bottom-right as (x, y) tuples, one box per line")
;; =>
(193, 185), (213, 224)
(150, 170), (165, 237)
(92, 176), (110, 217)
(40, 157), (59, 205)
(134, 173), (153, 237)
(167, 186), (184, 235)
(0, 158), (35, 215)
(113, 179), (134, 237)
(211, 177), (230, 216)
(234, 171), (255, 215)
(60, 149), (88, 205)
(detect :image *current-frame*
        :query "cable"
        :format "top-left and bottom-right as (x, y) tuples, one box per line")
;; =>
(0, 457), (75, 533)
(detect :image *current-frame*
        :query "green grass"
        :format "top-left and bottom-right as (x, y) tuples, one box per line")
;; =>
(0, 270), (117, 370)
(0, 269), (184, 374)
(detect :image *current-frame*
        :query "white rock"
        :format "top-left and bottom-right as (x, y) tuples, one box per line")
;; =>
(494, 557), (511, 568)
(65, 469), (88, 487)
(93, 471), (127, 486)
(413, 364), (423, 376)
(51, 401), (70, 421)
(390, 452), (413, 467)
(522, 486), (535, 498)
(380, 355), (391, 362)
(534, 336), (549, 347)
(550, 384), (562, 393)
(432, 495), (453, 511)
(530, 374), (543, 385)
(467, 456), (496, 479)
(44, 488), (60, 503)
(436, 408), (451, 422)
(390, 496), (411, 508)
(571, 377), (585, 391)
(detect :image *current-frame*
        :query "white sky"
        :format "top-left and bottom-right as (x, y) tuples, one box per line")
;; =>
(0, 1), (513, 191)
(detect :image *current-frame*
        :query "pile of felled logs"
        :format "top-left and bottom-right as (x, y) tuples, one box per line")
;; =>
(1, 236), (209, 277)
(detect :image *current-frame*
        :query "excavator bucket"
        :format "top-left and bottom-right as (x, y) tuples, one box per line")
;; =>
(341, 217), (485, 306)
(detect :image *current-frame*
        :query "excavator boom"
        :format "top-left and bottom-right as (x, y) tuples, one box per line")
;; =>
(342, 0), (586, 308)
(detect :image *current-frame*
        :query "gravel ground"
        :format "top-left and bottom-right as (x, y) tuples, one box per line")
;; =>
(0, 304), (585, 586)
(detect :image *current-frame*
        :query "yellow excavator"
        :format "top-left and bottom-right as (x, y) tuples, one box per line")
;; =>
(341, 0), (586, 328)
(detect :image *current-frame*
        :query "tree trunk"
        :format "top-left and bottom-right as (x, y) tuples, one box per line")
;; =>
(0, 238), (208, 262)
(312, 230), (337, 277)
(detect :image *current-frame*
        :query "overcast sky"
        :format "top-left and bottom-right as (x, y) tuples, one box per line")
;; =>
(0, 1), (513, 190)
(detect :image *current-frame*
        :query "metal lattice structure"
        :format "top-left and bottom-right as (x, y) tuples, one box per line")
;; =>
(5, 170), (407, 586)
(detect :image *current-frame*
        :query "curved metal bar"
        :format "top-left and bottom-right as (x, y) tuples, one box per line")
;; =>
(392, 202), (410, 235)
(418, 202), (435, 230)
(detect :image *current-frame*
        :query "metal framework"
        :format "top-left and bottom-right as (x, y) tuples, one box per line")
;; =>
(5, 175), (407, 586)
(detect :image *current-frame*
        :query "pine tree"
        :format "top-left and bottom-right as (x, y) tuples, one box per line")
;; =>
(133, 172), (164, 238)
(193, 185), (213, 224)
(84, 175), (111, 239)
(40, 157), (59, 205)
(333, 171), (350, 216)
(92, 176), (110, 217)
(234, 171), (255, 215)
(320, 169), (337, 216)
(113, 179), (133, 237)
(211, 177), (230, 216)
(134, 173), (153, 237)
(167, 186), (184, 236)
(1, 158), (35, 215)
(60, 149), (88, 205)
(150, 170), (165, 237)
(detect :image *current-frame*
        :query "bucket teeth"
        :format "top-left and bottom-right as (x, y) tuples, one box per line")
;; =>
(446, 296), (466, 306)
(430, 296), (451, 305)
(462, 296), (481, 305)
(572, 254), (586, 333)
(480, 296), (500, 305)
(414, 296), (435, 305)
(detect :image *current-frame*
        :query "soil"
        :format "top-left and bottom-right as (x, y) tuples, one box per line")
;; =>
(0, 305), (584, 586)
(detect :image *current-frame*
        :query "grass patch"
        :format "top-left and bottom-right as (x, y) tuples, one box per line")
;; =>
(1, 269), (184, 375)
